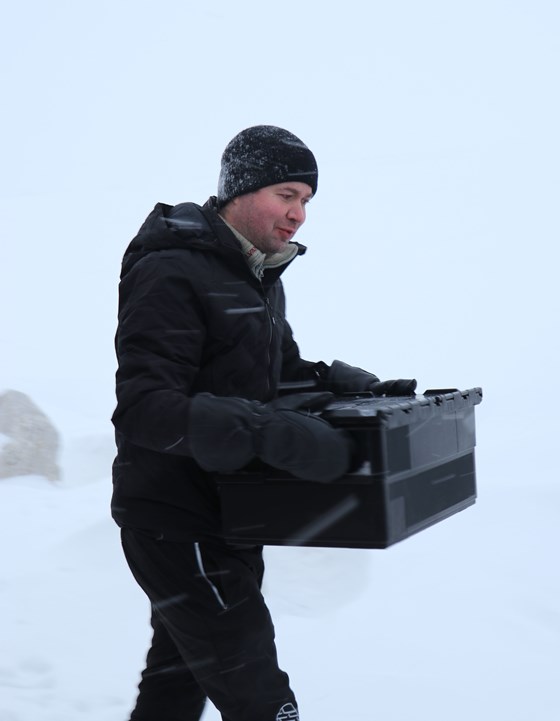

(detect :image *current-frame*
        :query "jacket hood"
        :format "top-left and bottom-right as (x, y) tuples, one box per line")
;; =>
(119, 199), (222, 278)
(119, 196), (307, 280)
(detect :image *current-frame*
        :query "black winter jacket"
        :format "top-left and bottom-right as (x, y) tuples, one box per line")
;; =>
(111, 197), (324, 541)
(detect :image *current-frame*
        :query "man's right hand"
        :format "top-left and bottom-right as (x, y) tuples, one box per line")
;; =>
(188, 392), (352, 482)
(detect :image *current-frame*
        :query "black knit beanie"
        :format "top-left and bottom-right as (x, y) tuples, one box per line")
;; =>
(217, 125), (318, 208)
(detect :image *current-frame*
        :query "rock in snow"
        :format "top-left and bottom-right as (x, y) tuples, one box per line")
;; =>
(0, 389), (60, 482)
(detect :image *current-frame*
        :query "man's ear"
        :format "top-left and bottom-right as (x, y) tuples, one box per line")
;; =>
(220, 196), (238, 216)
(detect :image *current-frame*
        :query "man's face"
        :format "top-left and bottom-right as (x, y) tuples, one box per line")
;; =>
(221, 181), (313, 255)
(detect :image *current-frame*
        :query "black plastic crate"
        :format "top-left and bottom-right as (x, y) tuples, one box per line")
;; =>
(217, 388), (482, 549)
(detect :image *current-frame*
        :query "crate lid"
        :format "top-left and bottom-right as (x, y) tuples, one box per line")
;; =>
(321, 387), (483, 429)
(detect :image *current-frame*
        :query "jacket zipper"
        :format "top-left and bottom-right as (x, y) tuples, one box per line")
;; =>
(264, 294), (276, 399)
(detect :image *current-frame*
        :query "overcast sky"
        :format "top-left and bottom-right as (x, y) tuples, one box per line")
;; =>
(2, 0), (559, 479)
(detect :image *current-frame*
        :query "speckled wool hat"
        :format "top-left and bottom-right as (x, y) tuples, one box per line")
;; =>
(217, 125), (318, 207)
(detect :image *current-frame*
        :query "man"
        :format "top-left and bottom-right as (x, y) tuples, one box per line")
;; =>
(112, 125), (415, 721)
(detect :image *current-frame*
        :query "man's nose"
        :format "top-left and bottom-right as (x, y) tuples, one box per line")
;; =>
(287, 202), (306, 224)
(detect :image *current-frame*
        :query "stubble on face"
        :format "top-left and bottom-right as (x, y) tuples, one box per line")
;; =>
(220, 182), (313, 255)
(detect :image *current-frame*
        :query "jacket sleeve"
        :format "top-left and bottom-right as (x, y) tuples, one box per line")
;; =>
(279, 315), (330, 392)
(111, 252), (205, 455)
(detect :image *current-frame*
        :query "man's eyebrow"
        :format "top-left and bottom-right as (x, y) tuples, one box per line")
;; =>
(278, 185), (313, 199)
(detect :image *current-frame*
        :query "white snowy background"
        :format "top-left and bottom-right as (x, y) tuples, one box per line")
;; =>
(1, 1), (559, 719)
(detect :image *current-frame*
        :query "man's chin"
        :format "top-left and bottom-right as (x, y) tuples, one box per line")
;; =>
(273, 239), (291, 254)
(260, 237), (287, 255)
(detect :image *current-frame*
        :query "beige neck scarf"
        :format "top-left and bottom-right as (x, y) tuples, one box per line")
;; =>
(220, 217), (298, 280)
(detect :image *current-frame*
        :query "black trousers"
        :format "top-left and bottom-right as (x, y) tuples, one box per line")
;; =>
(121, 529), (299, 721)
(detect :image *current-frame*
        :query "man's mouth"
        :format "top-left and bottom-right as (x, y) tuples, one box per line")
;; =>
(277, 227), (296, 239)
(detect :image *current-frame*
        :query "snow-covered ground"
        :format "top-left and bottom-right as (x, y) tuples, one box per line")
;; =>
(1, 397), (558, 721)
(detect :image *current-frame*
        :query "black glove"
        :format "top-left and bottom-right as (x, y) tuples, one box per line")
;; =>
(188, 392), (353, 482)
(369, 379), (417, 396)
(327, 360), (416, 397)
